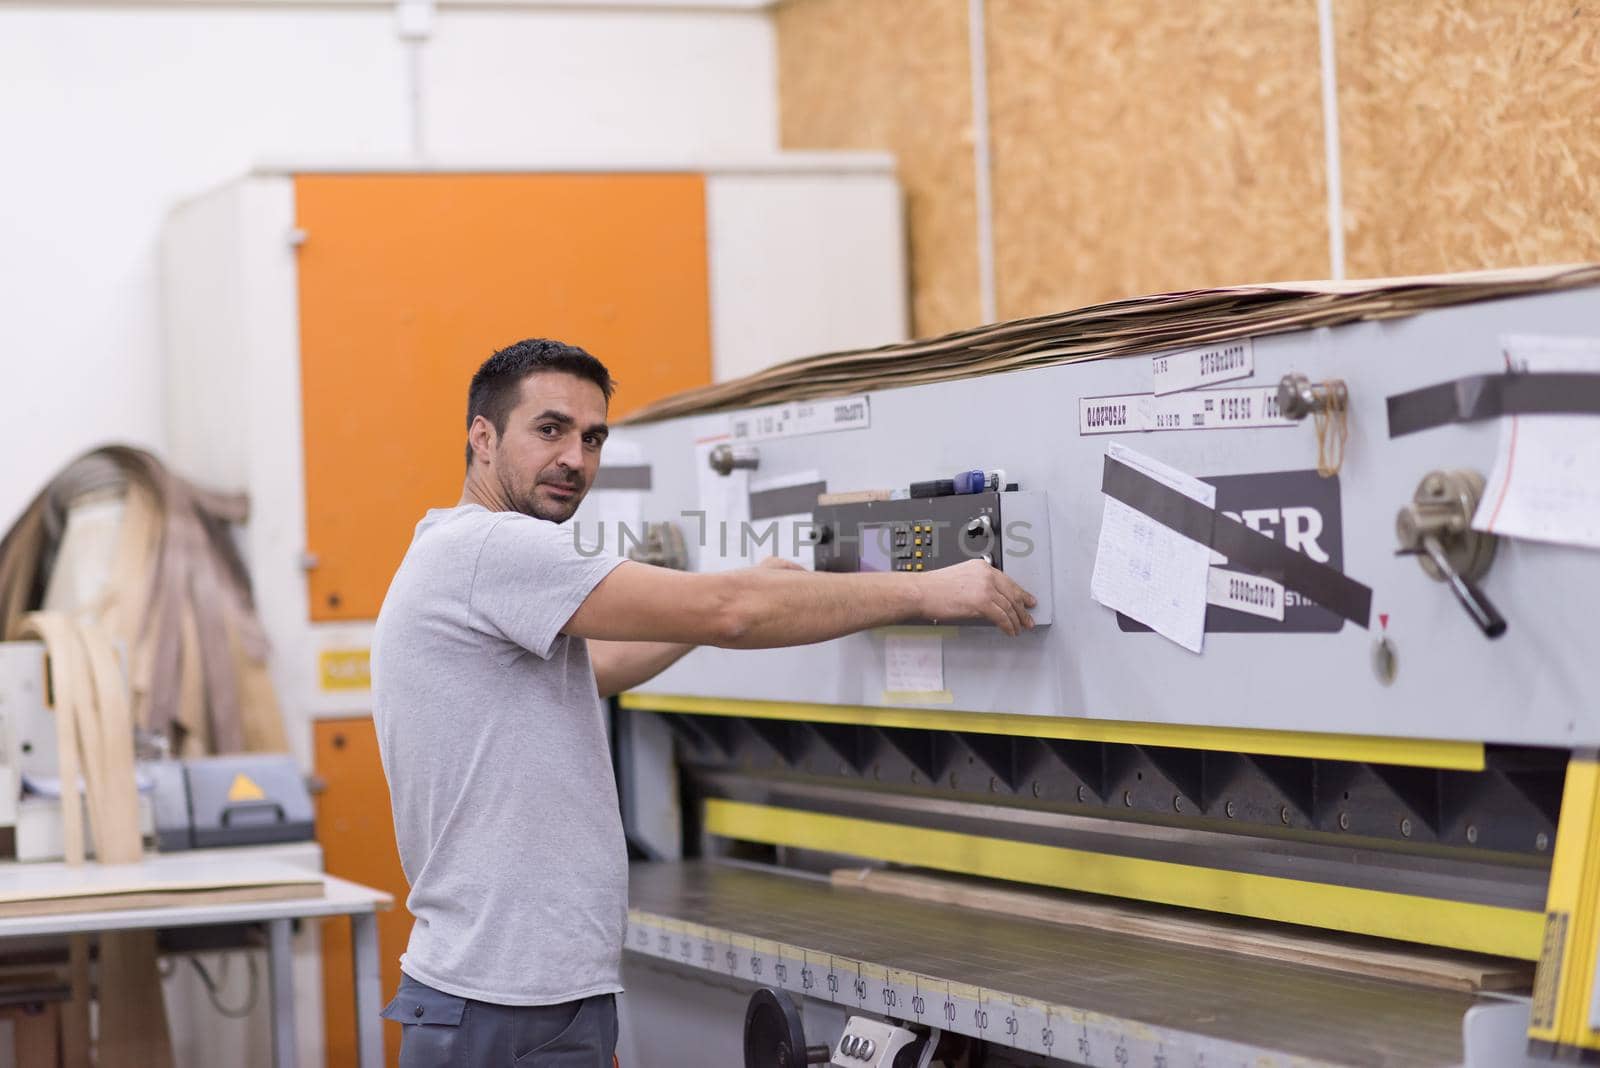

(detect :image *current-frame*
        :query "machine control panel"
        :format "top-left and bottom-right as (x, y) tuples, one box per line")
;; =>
(813, 491), (1054, 624)
(865, 518), (964, 573)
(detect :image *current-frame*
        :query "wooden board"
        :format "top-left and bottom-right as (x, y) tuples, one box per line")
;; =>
(64, 936), (88, 1068)
(75, 622), (143, 865)
(0, 1001), (61, 1068)
(776, 0), (980, 338)
(12, 615), (88, 865)
(1337, 0), (1600, 279)
(832, 867), (1534, 994)
(775, 2), (1600, 338)
(986, 0), (1328, 319)
(97, 931), (173, 1067)
(0, 854), (324, 908)
(0, 881), (321, 920)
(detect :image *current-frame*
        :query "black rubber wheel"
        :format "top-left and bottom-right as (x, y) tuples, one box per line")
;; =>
(743, 987), (810, 1068)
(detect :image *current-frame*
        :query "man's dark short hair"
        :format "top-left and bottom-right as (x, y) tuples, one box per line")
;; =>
(465, 339), (615, 468)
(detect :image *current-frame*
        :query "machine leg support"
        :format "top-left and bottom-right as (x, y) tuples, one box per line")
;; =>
(1529, 751), (1600, 1062)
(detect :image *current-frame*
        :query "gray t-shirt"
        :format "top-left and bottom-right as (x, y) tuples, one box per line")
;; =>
(372, 503), (627, 1005)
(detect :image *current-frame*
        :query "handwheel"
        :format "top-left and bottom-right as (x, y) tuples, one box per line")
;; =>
(743, 988), (832, 1068)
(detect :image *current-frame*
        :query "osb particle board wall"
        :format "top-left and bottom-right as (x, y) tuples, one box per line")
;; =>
(1338, 0), (1600, 278)
(775, 0), (980, 337)
(988, 0), (1329, 320)
(776, 0), (1600, 336)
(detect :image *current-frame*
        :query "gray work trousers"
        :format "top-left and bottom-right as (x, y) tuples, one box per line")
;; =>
(381, 973), (619, 1067)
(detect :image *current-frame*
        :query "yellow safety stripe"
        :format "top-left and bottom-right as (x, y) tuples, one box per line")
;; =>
(1529, 752), (1600, 1052)
(621, 693), (1486, 771)
(704, 799), (1543, 960)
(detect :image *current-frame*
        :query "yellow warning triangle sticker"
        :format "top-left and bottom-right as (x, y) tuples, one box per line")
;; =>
(227, 773), (267, 802)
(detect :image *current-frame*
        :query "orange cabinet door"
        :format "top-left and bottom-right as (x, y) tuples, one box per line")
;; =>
(314, 717), (412, 1068)
(296, 173), (712, 622)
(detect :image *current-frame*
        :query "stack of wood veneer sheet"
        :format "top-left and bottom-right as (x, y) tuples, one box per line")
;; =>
(0, 856), (323, 920)
(624, 263), (1600, 423)
(0, 446), (305, 1066)
(0, 446), (288, 759)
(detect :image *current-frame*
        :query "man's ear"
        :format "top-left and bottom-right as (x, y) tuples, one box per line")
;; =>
(467, 414), (497, 466)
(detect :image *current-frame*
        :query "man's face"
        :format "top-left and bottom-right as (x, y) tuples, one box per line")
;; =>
(483, 372), (609, 523)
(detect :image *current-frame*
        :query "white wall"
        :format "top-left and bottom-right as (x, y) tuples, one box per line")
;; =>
(707, 171), (908, 380)
(0, 0), (778, 531)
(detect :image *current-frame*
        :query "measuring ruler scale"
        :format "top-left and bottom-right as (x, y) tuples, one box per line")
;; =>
(625, 909), (1328, 1067)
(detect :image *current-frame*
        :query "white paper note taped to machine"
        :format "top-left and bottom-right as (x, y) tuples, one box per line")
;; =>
(1151, 338), (1254, 395)
(1472, 336), (1600, 552)
(884, 633), (944, 695)
(1090, 443), (1215, 653)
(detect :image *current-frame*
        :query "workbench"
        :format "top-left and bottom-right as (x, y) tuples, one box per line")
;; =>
(0, 856), (390, 1068)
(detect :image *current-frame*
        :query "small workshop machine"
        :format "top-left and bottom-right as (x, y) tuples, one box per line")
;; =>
(0, 643), (314, 862)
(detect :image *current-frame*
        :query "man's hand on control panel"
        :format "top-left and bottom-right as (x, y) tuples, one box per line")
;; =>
(916, 558), (1037, 636)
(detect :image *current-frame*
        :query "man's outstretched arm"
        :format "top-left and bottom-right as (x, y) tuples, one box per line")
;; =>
(587, 558), (806, 697)
(565, 557), (1036, 649)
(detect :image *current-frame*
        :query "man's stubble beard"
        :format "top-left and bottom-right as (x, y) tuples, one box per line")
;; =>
(503, 466), (585, 524)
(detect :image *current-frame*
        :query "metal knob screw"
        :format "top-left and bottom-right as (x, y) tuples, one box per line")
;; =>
(1395, 469), (1506, 639)
(707, 443), (759, 476)
(1277, 373), (1347, 421)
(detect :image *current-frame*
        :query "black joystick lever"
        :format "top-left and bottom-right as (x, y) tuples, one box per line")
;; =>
(1395, 469), (1507, 639)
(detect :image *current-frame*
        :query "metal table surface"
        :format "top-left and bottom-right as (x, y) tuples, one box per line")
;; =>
(0, 856), (391, 1068)
(627, 860), (1493, 1067)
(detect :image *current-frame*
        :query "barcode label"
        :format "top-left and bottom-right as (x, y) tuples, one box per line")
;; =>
(729, 395), (871, 442)
(1079, 387), (1293, 434)
(1208, 567), (1286, 621)
(1151, 339), (1254, 395)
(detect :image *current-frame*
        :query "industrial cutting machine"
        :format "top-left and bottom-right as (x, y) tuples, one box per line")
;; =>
(595, 267), (1600, 1067)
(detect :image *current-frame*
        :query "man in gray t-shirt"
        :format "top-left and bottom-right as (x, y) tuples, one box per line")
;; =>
(372, 339), (1035, 1066)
